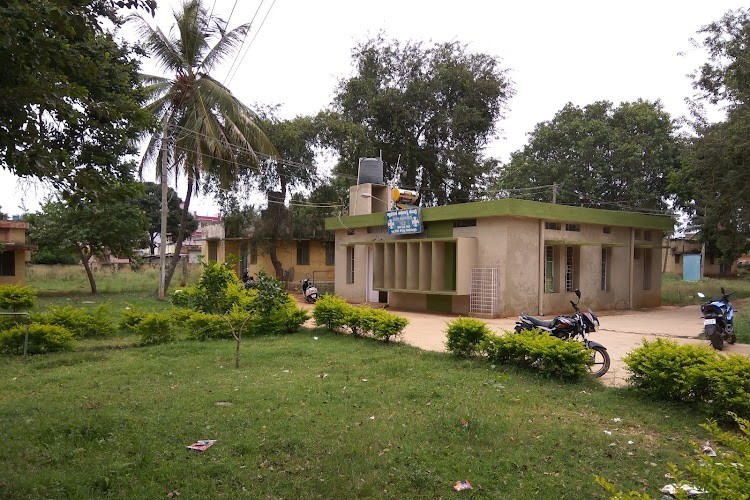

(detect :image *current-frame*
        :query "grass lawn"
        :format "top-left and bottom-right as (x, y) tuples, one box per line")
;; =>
(0, 331), (708, 499)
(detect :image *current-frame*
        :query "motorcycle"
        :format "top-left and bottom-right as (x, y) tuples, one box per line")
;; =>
(697, 287), (736, 350)
(514, 289), (610, 377)
(301, 277), (318, 303)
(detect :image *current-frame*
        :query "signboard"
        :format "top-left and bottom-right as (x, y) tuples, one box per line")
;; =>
(386, 208), (422, 235)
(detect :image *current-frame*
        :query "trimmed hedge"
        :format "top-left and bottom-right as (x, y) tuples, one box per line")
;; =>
(0, 323), (75, 354)
(36, 304), (116, 339)
(445, 317), (492, 357)
(624, 339), (750, 420)
(482, 330), (591, 381)
(0, 284), (36, 312)
(312, 296), (409, 342)
(136, 313), (176, 346)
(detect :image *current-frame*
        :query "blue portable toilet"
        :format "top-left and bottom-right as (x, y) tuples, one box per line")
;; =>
(683, 254), (701, 281)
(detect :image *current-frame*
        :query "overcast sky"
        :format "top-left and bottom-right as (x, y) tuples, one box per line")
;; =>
(1, 0), (744, 216)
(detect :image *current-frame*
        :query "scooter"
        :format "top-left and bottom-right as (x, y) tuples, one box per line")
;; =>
(697, 287), (736, 350)
(514, 289), (610, 377)
(301, 277), (318, 303)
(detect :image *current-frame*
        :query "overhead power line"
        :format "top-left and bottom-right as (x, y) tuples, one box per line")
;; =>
(226, 0), (276, 85)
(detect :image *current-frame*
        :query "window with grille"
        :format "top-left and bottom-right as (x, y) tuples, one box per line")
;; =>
(296, 240), (310, 265)
(544, 246), (555, 293)
(544, 221), (561, 230)
(346, 247), (355, 284)
(565, 224), (580, 232)
(603, 226), (611, 234)
(601, 248), (610, 291)
(565, 246), (575, 292)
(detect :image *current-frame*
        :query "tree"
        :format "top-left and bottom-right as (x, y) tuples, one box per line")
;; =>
(0, 207), (7, 220)
(138, 182), (197, 255)
(27, 182), (148, 293)
(130, 0), (275, 298)
(671, 9), (750, 267)
(497, 100), (680, 211)
(0, 0), (152, 194)
(327, 35), (514, 206)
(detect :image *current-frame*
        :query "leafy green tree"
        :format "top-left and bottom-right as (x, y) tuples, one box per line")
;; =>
(0, 207), (7, 220)
(130, 0), (275, 297)
(671, 9), (750, 267)
(27, 182), (148, 293)
(326, 35), (514, 205)
(0, 0), (152, 194)
(138, 182), (197, 255)
(497, 100), (680, 211)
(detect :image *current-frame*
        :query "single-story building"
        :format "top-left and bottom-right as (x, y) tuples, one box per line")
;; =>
(201, 221), (335, 288)
(324, 183), (674, 317)
(0, 220), (35, 285)
(662, 236), (737, 276)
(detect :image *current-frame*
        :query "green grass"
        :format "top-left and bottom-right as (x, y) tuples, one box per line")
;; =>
(0, 332), (708, 499)
(661, 272), (750, 306)
(25, 263), (201, 295)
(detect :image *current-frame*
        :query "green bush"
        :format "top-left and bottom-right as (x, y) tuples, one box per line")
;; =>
(345, 306), (367, 337)
(135, 313), (175, 346)
(0, 284), (36, 311)
(597, 413), (750, 499)
(313, 295), (350, 331)
(250, 296), (309, 336)
(369, 309), (409, 343)
(482, 330), (591, 381)
(119, 307), (147, 335)
(37, 304), (116, 339)
(445, 317), (492, 357)
(0, 323), (75, 355)
(624, 339), (750, 420)
(185, 311), (231, 341)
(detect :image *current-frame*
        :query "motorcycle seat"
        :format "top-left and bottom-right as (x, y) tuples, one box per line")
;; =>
(521, 314), (554, 329)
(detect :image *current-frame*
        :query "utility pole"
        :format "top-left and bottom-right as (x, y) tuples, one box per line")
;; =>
(552, 182), (557, 204)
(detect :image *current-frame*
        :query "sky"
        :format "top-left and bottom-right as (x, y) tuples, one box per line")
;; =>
(0, 0), (745, 217)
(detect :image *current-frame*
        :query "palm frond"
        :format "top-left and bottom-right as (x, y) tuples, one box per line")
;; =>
(127, 14), (184, 74)
(174, 0), (209, 73)
(200, 22), (252, 74)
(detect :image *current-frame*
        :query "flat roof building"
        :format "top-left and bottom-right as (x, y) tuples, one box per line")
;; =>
(325, 184), (673, 317)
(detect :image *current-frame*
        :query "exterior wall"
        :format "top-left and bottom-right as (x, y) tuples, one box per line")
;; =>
(662, 238), (738, 276)
(388, 292), (427, 312)
(0, 222), (30, 285)
(334, 228), (370, 303)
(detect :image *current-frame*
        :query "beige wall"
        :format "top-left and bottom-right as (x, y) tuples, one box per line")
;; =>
(1, 223), (29, 285)
(662, 239), (737, 276)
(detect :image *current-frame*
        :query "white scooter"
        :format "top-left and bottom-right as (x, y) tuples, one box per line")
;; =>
(301, 277), (318, 303)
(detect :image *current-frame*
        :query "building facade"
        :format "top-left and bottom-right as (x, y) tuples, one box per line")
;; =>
(662, 237), (737, 277)
(0, 221), (34, 285)
(325, 184), (673, 317)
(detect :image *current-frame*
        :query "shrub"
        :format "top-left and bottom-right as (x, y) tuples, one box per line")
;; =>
(345, 306), (368, 337)
(445, 317), (492, 357)
(185, 311), (231, 341)
(597, 413), (750, 499)
(37, 304), (116, 339)
(482, 330), (590, 381)
(624, 339), (750, 420)
(0, 284), (36, 311)
(135, 313), (175, 346)
(0, 323), (75, 355)
(369, 309), (409, 343)
(119, 308), (147, 335)
(313, 295), (350, 331)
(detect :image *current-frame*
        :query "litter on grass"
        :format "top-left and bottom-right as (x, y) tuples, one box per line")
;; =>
(701, 441), (717, 457)
(453, 480), (472, 491)
(660, 483), (706, 497)
(187, 440), (217, 452)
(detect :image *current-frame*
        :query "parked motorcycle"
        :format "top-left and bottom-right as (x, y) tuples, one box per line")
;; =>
(242, 273), (257, 290)
(514, 290), (610, 377)
(697, 287), (736, 350)
(301, 277), (318, 303)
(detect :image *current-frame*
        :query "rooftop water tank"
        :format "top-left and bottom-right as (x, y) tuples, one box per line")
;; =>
(357, 157), (383, 185)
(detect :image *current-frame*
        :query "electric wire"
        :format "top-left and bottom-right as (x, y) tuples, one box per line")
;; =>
(226, 0), (276, 85)
(222, 1), (265, 85)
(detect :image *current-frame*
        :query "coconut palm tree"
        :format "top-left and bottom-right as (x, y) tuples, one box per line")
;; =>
(130, 0), (275, 297)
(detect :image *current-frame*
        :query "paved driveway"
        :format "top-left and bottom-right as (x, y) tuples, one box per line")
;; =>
(385, 304), (750, 387)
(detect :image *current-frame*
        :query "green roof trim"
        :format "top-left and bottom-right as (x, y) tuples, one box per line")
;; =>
(325, 198), (674, 231)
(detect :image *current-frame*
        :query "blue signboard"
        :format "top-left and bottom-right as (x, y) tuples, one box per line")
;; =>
(386, 208), (422, 235)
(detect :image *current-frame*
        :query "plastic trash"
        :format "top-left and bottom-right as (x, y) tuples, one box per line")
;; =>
(187, 439), (217, 452)
(701, 441), (717, 457)
(453, 480), (472, 491)
(660, 483), (706, 497)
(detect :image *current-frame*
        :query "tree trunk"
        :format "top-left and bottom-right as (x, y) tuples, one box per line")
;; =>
(164, 178), (194, 294)
(268, 239), (284, 279)
(80, 247), (97, 294)
(158, 127), (170, 299)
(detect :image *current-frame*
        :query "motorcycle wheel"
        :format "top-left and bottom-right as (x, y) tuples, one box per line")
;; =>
(588, 346), (610, 378)
(309, 293), (318, 303)
(728, 331), (737, 345)
(708, 330), (724, 351)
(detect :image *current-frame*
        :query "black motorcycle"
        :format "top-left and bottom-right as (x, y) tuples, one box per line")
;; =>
(697, 287), (736, 351)
(514, 290), (610, 377)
